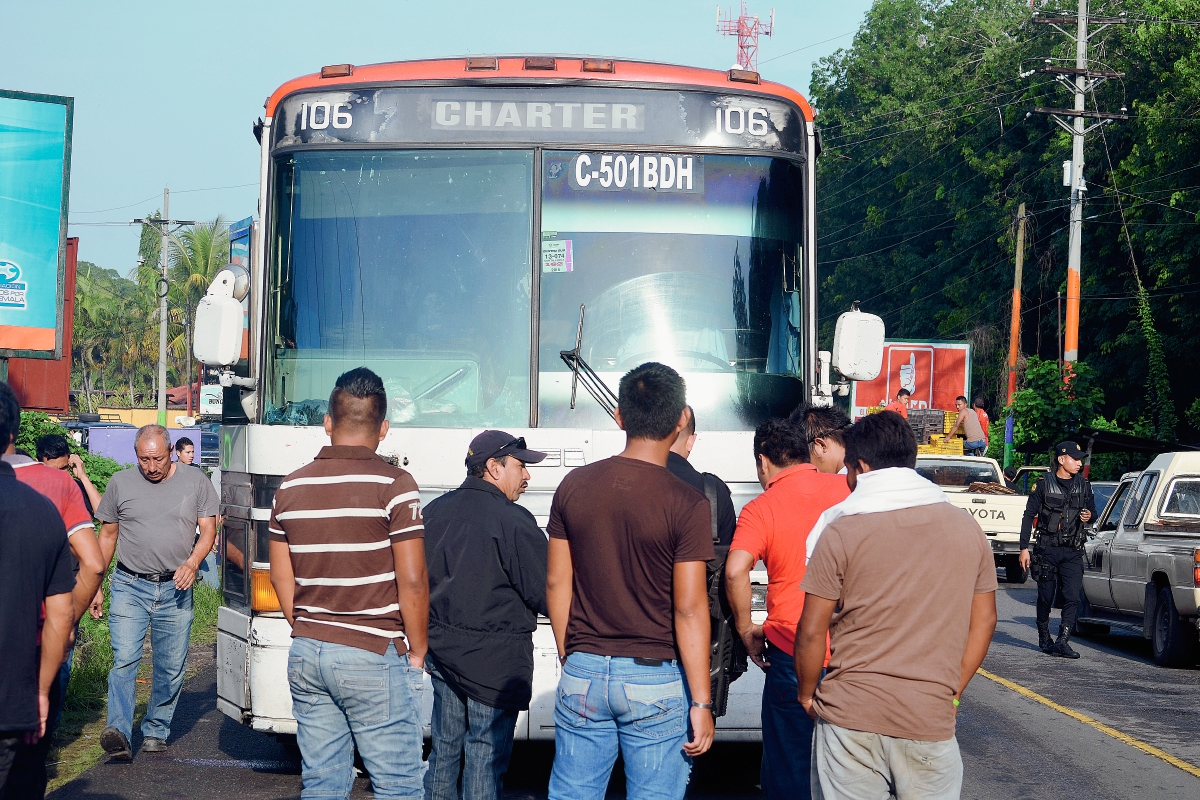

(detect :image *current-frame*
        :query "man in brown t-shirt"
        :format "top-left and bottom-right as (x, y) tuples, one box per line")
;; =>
(545, 362), (715, 800)
(796, 411), (997, 800)
(268, 367), (429, 800)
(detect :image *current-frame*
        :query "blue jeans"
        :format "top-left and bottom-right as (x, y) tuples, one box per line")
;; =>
(106, 570), (193, 743)
(761, 642), (815, 800)
(287, 637), (426, 800)
(424, 657), (519, 800)
(965, 439), (988, 456)
(548, 652), (692, 800)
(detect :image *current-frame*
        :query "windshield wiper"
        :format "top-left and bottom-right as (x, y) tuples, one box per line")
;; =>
(559, 304), (617, 421)
(413, 367), (469, 402)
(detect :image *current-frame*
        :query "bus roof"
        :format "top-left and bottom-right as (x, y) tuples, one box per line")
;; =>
(265, 56), (813, 121)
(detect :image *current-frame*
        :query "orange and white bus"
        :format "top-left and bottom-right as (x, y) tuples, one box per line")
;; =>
(201, 54), (881, 744)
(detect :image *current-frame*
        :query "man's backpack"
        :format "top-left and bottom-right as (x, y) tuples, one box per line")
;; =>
(703, 474), (748, 717)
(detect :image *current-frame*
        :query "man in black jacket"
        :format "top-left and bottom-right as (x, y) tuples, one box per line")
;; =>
(667, 406), (735, 546)
(423, 431), (548, 800)
(1018, 441), (1096, 659)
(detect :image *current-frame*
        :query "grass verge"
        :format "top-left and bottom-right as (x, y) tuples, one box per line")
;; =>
(45, 576), (222, 792)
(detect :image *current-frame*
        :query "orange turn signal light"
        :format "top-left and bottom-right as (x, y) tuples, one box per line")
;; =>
(251, 568), (282, 612)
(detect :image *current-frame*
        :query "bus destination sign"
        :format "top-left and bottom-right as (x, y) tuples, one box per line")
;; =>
(273, 86), (806, 154)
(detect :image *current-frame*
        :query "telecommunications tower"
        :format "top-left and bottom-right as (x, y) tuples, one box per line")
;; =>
(717, 3), (774, 72)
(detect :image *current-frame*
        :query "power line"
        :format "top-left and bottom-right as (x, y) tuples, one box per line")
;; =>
(70, 181), (256, 215)
(759, 31), (857, 65)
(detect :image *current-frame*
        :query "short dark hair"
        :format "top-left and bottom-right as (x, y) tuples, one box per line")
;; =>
(683, 405), (696, 437)
(37, 434), (71, 461)
(843, 410), (917, 470)
(789, 403), (851, 445)
(617, 362), (686, 441)
(329, 367), (387, 432)
(896, 388), (911, 398)
(956, 395), (968, 405)
(175, 436), (194, 452)
(0, 381), (20, 450)
(466, 454), (508, 479)
(753, 418), (809, 467)
(972, 396), (985, 409)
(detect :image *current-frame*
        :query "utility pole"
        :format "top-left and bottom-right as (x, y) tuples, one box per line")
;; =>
(1004, 202), (1027, 469)
(159, 189), (169, 426)
(133, 190), (194, 427)
(1028, 3), (1127, 365)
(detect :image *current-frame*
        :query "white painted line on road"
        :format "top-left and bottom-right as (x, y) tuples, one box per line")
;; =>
(976, 668), (1200, 780)
(171, 757), (294, 770)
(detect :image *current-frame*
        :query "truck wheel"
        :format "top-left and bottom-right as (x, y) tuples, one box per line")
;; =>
(1152, 587), (1198, 668)
(1005, 559), (1028, 584)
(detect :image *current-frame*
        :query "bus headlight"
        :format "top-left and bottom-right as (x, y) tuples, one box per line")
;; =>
(251, 567), (281, 612)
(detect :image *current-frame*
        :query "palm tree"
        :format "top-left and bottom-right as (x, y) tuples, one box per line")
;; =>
(169, 218), (230, 413)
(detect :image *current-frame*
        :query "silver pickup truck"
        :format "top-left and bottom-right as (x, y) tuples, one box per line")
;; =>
(1080, 451), (1200, 667)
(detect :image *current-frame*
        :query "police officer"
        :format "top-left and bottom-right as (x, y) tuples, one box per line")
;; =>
(1018, 441), (1096, 658)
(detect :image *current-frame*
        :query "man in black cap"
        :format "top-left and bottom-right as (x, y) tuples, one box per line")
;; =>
(422, 431), (549, 800)
(1018, 441), (1096, 658)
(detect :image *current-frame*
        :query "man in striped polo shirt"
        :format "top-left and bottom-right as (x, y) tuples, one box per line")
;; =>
(269, 367), (430, 800)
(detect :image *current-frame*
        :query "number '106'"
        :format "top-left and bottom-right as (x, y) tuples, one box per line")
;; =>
(299, 102), (352, 130)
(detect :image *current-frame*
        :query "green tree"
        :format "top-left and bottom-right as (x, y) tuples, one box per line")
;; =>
(1007, 356), (1104, 461)
(168, 217), (230, 407)
(810, 0), (1200, 442)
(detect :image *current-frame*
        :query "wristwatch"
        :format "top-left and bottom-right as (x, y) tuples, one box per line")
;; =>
(691, 700), (713, 710)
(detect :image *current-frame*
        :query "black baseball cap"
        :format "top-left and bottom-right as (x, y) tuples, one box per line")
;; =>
(1055, 441), (1085, 460)
(465, 430), (546, 469)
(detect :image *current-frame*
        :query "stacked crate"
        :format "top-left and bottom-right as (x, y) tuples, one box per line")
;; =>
(918, 434), (964, 455)
(908, 409), (946, 445)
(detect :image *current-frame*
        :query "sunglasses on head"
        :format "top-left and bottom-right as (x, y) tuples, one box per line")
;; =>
(489, 436), (526, 458)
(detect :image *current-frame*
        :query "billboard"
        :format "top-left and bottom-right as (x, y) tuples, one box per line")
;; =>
(0, 90), (73, 358)
(851, 340), (972, 418)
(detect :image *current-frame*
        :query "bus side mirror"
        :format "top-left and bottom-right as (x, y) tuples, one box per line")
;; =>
(831, 307), (885, 381)
(194, 266), (248, 367)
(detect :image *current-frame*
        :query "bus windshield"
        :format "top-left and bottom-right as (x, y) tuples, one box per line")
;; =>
(265, 149), (806, 429)
(266, 149), (534, 427)
(539, 152), (805, 430)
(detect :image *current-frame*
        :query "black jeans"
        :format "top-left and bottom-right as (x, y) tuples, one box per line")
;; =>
(1035, 546), (1084, 630)
(0, 671), (61, 799)
(760, 642), (815, 800)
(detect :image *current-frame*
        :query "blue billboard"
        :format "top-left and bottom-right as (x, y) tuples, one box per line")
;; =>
(0, 90), (73, 358)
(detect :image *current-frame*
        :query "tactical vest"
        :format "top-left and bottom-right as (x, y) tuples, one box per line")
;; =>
(1035, 475), (1089, 549)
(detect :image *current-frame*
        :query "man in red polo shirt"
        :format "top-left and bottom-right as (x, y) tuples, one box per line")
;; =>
(725, 418), (850, 800)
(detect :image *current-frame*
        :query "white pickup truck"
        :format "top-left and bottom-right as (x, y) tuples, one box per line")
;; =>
(914, 455), (1045, 583)
(1079, 452), (1200, 667)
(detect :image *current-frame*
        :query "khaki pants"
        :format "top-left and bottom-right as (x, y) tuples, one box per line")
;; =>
(811, 719), (962, 800)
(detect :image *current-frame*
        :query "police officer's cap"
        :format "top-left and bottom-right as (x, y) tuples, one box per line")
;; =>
(1055, 441), (1085, 460)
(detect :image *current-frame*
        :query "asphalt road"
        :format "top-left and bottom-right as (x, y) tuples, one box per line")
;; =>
(49, 579), (1200, 800)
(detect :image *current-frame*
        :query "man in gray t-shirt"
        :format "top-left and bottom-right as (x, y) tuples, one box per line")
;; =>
(95, 425), (218, 761)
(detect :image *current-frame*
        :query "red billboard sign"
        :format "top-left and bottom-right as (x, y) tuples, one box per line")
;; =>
(851, 340), (971, 418)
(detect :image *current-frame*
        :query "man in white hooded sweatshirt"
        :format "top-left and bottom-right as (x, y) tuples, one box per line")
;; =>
(795, 411), (997, 800)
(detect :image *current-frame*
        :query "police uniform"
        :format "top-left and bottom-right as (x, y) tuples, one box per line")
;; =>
(1019, 441), (1096, 659)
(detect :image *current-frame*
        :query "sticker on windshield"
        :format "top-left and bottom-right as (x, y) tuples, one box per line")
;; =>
(542, 239), (573, 273)
(567, 154), (703, 193)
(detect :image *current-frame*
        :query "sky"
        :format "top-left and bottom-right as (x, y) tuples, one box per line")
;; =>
(0, 0), (874, 273)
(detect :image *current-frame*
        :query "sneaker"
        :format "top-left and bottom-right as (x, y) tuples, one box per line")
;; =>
(100, 727), (132, 761)
(141, 736), (168, 753)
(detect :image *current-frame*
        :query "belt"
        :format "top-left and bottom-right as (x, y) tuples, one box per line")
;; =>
(117, 562), (176, 583)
